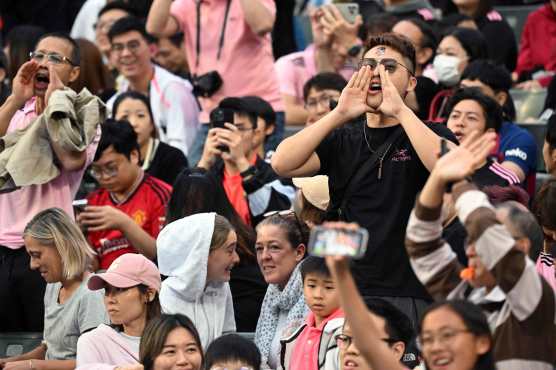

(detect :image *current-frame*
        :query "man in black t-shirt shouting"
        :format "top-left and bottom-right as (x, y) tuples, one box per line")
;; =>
(272, 33), (456, 326)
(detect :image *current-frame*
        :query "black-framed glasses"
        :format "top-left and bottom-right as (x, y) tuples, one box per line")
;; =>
(111, 40), (142, 55)
(305, 94), (340, 111)
(416, 328), (471, 350)
(29, 51), (75, 66)
(90, 162), (121, 180)
(335, 334), (399, 350)
(358, 58), (414, 76)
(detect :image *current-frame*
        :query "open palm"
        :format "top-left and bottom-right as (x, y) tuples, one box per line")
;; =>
(433, 131), (497, 184)
(336, 66), (372, 120)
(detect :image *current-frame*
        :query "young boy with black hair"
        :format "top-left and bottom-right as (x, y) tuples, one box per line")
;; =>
(280, 256), (344, 370)
(338, 298), (414, 370)
(79, 119), (171, 270)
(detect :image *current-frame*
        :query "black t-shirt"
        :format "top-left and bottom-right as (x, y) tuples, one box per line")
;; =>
(471, 158), (518, 189)
(316, 120), (456, 299)
(146, 142), (189, 186)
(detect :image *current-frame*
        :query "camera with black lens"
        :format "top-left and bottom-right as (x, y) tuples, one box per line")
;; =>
(209, 107), (235, 153)
(192, 71), (223, 97)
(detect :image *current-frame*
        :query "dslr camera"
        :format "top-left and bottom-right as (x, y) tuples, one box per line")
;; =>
(192, 71), (223, 98)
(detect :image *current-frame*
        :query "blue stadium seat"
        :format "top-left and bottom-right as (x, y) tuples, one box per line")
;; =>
(0, 333), (43, 358)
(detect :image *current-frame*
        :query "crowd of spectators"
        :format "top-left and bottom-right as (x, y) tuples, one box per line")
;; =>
(1, 1), (556, 370)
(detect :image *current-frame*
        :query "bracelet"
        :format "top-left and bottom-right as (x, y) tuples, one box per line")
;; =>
(29, 360), (35, 370)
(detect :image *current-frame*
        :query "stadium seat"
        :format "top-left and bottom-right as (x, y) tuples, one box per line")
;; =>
(494, 4), (540, 42)
(0, 332), (43, 358)
(517, 121), (547, 172)
(236, 332), (255, 342)
(510, 88), (547, 123)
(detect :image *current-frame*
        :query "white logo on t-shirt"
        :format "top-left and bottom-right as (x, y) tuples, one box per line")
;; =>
(505, 148), (527, 161)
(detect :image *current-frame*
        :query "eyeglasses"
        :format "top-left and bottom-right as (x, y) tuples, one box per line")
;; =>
(335, 334), (398, 350)
(234, 125), (254, 132)
(358, 58), (413, 76)
(305, 94), (339, 111)
(417, 328), (471, 350)
(29, 51), (74, 66)
(93, 20), (117, 33)
(263, 210), (305, 241)
(111, 40), (142, 55)
(90, 162), (121, 180)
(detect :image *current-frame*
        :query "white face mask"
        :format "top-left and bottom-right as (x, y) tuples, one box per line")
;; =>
(433, 54), (462, 87)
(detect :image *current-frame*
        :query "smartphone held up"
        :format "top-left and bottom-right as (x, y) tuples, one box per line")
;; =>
(308, 225), (369, 259)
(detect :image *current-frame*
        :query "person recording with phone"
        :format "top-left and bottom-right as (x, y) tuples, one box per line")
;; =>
(275, 4), (362, 126)
(146, 0), (284, 165)
(198, 97), (294, 227)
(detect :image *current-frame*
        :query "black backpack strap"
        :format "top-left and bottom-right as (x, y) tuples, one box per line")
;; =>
(331, 125), (405, 221)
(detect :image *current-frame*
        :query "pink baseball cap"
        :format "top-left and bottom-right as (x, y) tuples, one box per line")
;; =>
(88, 253), (161, 292)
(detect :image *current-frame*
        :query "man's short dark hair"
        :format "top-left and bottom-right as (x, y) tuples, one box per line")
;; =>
(447, 88), (503, 133)
(95, 119), (140, 161)
(108, 16), (153, 43)
(404, 18), (438, 63)
(300, 256), (331, 281)
(163, 32), (184, 48)
(36, 32), (81, 66)
(365, 33), (416, 75)
(362, 298), (414, 346)
(462, 60), (512, 93)
(303, 72), (347, 102)
(241, 96), (276, 129)
(461, 60), (516, 121)
(97, 0), (136, 19)
(218, 97), (259, 129)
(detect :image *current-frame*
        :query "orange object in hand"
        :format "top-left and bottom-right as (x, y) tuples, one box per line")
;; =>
(460, 267), (476, 281)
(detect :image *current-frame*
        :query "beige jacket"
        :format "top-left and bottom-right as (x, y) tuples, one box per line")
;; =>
(0, 88), (105, 192)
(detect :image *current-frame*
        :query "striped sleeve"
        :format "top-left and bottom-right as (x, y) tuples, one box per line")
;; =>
(454, 185), (549, 321)
(405, 200), (462, 300)
(536, 252), (556, 292)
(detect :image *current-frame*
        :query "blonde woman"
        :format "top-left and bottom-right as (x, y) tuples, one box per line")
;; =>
(0, 208), (108, 370)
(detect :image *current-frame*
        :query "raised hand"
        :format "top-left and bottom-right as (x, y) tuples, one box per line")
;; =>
(310, 8), (332, 48)
(36, 64), (65, 114)
(217, 123), (250, 171)
(45, 64), (65, 105)
(198, 128), (223, 169)
(432, 130), (497, 185)
(376, 64), (406, 118)
(335, 65), (373, 120)
(320, 5), (362, 49)
(11, 61), (40, 106)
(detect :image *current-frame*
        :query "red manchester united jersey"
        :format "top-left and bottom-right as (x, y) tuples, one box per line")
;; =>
(87, 174), (171, 269)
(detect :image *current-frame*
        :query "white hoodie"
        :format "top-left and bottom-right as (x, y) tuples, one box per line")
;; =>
(157, 213), (236, 349)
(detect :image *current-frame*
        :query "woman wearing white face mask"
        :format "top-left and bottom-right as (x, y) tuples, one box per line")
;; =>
(428, 27), (488, 123)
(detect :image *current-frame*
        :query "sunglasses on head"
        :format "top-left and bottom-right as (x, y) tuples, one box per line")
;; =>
(358, 58), (413, 75)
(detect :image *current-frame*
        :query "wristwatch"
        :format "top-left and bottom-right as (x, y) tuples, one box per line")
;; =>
(240, 165), (257, 179)
(347, 44), (362, 57)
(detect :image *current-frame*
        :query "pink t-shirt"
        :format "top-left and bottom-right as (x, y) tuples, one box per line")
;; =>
(289, 308), (344, 370)
(0, 98), (99, 249)
(274, 44), (355, 105)
(170, 0), (283, 122)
